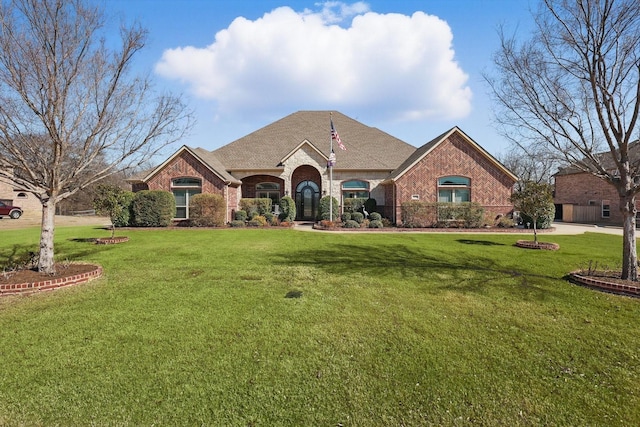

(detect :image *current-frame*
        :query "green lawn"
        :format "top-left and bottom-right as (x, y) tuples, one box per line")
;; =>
(0, 226), (638, 426)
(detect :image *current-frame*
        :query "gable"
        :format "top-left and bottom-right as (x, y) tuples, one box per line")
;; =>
(387, 127), (517, 183)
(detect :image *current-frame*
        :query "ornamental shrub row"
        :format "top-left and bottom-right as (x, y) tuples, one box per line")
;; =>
(401, 202), (485, 228)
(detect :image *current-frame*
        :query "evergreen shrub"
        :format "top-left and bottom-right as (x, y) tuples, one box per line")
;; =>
(131, 190), (175, 227)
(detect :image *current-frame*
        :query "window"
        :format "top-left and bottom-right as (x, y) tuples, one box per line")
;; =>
(256, 182), (280, 205)
(171, 178), (201, 219)
(437, 176), (470, 203)
(602, 200), (610, 218)
(17, 193), (27, 198)
(342, 180), (369, 199)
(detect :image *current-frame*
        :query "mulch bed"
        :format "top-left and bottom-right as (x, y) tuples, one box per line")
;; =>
(569, 270), (640, 297)
(515, 240), (560, 250)
(0, 263), (102, 296)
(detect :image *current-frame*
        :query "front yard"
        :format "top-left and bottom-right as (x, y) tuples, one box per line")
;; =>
(0, 226), (638, 425)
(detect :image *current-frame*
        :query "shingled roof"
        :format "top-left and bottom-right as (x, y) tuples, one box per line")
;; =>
(386, 126), (518, 182)
(212, 111), (417, 170)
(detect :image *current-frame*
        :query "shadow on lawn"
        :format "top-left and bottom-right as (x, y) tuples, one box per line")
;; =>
(271, 239), (564, 300)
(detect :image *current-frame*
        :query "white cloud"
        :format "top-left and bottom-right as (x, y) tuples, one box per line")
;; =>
(155, 1), (472, 122)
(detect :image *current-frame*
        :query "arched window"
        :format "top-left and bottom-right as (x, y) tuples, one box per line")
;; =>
(171, 177), (201, 219)
(437, 176), (470, 203)
(342, 180), (370, 199)
(256, 182), (280, 205)
(16, 192), (27, 198)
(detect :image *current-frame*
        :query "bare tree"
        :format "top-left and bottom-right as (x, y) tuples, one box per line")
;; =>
(0, 0), (192, 273)
(498, 145), (558, 189)
(486, 0), (640, 280)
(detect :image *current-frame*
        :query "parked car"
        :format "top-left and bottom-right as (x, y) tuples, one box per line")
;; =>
(0, 200), (22, 219)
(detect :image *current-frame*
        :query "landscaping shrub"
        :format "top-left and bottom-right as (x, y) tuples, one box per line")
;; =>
(131, 190), (175, 227)
(401, 201), (485, 228)
(318, 195), (339, 221)
(352, 212), (364, 224)
(343, 198), (366, 213)
(189, 193), (226, 227)
(264, 212), (275, 224)
(364, 197), (377, 215)
(341, 212), (352, 222)
(229, 220), (245, 228)
(234, 210), (247, 222)
(279, 196), (296, 222)
(401, 201), (435, 227)
(496, 215), (515, 228)
(369, 219), (384, 228)
(240, 198), (272, 216)
(247, 215), (268, 227)
(343, 219), (360, 228)
(369, 212), (382, 221)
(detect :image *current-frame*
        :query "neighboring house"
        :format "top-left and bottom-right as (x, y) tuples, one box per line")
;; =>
(554, 167), (633, 225)
(129, 111), (517, 223)
(554, 143), (640, 225)
(0, 173), (40, 219)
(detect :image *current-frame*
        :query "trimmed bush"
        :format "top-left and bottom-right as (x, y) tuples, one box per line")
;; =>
(131, 190), (175, 227)
(234, 210), (247, 222)
(189, 193), (226, 227)
(279, 196), (296, 222)
(352, 212), (364, 223)
(341, 212), (352, 222)
(247, 215), (268, 227)
(369, 219), (384, 228)
(369, 212), (382, 221)
(343, 219), (360, 228)
(318, 195), (339, 221)
(240, 198), (272, 216)
(229, 220), (245, 228)
(93, 184), (134, 230)
(364, 198), (377, 215)
(401, 201), (485, 228)
(343, 198), (366, 213)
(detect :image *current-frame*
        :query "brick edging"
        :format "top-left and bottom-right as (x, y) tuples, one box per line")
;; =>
(0, 264), (103, 296)
(569, 271), (640, 297)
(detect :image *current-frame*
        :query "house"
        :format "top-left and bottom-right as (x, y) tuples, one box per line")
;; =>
(553, 143), (640, 225)
(0, 174), (40, 219)
(129, 111), (517, 223)
(554, 167), (632, 225)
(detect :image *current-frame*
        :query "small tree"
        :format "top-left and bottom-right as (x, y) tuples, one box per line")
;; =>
(93, 184), (133, 237)
(510, 181), (555, 243)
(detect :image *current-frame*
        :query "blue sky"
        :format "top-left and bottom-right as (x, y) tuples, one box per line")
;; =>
(103, 0), (535, 156)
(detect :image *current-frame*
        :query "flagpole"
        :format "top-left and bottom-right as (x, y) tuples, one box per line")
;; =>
(329, 112), (334, 222)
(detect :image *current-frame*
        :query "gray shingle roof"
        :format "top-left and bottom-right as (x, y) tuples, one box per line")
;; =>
(212, 111), (417, 170)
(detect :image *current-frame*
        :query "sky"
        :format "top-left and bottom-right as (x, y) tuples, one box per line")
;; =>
(102, 0), (536, 156)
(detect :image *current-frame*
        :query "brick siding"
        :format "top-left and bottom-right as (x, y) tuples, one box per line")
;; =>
(554, 172), (638, 225)
(394, 133), (515, 224)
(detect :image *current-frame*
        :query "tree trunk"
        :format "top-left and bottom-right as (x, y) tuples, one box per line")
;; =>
(620, 195), (638, 281)
(38, 201), (57, 274)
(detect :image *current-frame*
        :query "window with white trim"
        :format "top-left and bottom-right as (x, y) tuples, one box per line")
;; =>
(342, 180), (370, 199)
(256, 182), (280, 205)
(172, 177), (201, 219)
(437, 176), (470, 203)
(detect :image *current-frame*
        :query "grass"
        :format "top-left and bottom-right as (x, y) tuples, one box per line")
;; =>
(0, 225), (638, 426)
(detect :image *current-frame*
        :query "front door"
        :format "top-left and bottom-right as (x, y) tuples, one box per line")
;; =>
(295, 180), (320, 221)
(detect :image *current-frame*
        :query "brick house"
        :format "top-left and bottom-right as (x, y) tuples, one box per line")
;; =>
(554, 168), (632, 225)
(130, 111), (517, 223)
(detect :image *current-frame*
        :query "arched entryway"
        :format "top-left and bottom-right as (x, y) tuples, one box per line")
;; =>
(295, 180), (320, 220)
(291, 165), (321, 221)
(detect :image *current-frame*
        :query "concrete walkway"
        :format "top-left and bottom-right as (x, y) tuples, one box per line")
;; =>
(294, 221), (624, 236)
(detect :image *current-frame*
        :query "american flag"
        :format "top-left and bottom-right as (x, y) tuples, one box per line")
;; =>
(330, 119), (346, 150)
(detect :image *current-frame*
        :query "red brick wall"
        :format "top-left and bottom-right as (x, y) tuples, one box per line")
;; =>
(394, 133), (515, 223)
(554, 172), (637, 224)
(241, 175), (285, 198)
(292, 165), (322, 193)
(143, 151), (234, 221)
